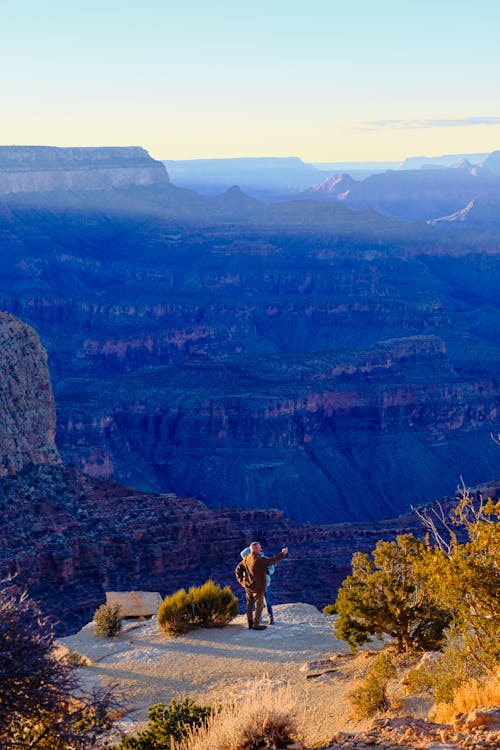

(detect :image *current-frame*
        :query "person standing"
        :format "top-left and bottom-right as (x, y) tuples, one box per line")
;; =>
(235, 541), (288, 630)
(240, 545), (275, 624)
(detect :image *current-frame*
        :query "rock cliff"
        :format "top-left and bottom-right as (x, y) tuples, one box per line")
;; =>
(0, 312), (61, 475)
(0, 146), (169, 193)
(53, 335), (500, 523)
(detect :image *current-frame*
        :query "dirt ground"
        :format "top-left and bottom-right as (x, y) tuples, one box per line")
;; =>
(59, 603), (430, 747)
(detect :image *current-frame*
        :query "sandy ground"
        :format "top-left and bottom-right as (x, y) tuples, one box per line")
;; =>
(59, 603), (429, 747)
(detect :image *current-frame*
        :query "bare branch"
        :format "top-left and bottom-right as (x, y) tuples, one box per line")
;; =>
(412, 500), (454, 554)
(0, 586), (115, 749)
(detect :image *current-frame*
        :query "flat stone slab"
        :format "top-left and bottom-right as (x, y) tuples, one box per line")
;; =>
(300, 654), (344, 678)
(105, 591), (162, 617)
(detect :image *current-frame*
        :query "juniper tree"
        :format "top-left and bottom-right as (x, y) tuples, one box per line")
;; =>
(333, 534), (450, 652)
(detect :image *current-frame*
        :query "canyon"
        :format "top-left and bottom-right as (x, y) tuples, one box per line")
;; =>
(0, 311), (430, 634)
(0, 146), (499, 525)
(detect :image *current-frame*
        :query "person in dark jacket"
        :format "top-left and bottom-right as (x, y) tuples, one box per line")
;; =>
(240, 545), (275, 624)
(235, 541), (288, 630)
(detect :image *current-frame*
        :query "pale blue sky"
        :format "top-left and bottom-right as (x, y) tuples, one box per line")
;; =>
(2, 0), (500, 161)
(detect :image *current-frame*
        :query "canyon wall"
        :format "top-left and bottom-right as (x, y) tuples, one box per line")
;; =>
(0, 145), (169, 193)
(0, 312), (61, 476)
(52, 334), (500, 523)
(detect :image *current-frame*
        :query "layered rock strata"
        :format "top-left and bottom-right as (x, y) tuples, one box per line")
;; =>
(0, 146), (169, 193)
(0, 164), (499, 522)
(0, 312), (61, 475)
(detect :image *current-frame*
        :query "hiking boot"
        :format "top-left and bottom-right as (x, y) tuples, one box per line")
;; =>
(253, 624), (267, 630)
(269, 617), (274, 625)
(247, 621), (253, 629)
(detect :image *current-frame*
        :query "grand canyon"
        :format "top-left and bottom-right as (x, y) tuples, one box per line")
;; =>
(0, 145), (499, 631)
(1, 146), (498, 523)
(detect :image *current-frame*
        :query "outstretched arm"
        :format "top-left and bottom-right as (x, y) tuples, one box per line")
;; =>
(264, 547), (288, 566)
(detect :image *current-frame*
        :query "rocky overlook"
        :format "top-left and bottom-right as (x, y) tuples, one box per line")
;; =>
(0, 461), (430, 635)
(0, 145), (169, 193)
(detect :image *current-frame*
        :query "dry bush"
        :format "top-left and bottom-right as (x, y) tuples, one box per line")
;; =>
(53, 644), (92, 667)
(176, 682), (304, 750)
(0, 585), (112, 748)
(431, 665), (500, 723)
(404, 635), (483, 705)
(158, 581), (237, 635)
(348, 651), (396, 718)
(94, 602), (123, 637)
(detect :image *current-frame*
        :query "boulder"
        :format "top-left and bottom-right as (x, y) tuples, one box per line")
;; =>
(453, 706), (500, 731)
(105, 591), (162, 618)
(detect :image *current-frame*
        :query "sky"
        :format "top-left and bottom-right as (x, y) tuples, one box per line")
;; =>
(2, 0), (500, 163)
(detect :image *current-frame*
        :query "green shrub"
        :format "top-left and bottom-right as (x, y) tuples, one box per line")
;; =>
(158, 589), (190, 635)
(187, 580), (238, 628)
(93, 602), (122, 637)
(332, 534), (450, 653)
(158, 581), (238, 635)
(348, 651), (396, 718)
(116, 698), (214, 749)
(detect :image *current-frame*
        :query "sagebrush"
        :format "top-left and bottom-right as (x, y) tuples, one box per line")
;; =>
(94, 602), (123, 637)
(158, 580), (238, 635)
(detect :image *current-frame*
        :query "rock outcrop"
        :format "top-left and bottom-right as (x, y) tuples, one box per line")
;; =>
(0, 146), (169, 193)
(327, 712), (500, 749)
(0, 312), (61, 476)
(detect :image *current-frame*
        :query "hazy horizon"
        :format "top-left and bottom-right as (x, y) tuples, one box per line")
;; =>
(3, 1), (500, 162)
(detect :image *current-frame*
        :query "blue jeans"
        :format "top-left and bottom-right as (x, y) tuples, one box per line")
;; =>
(265, 587), (273, 619)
